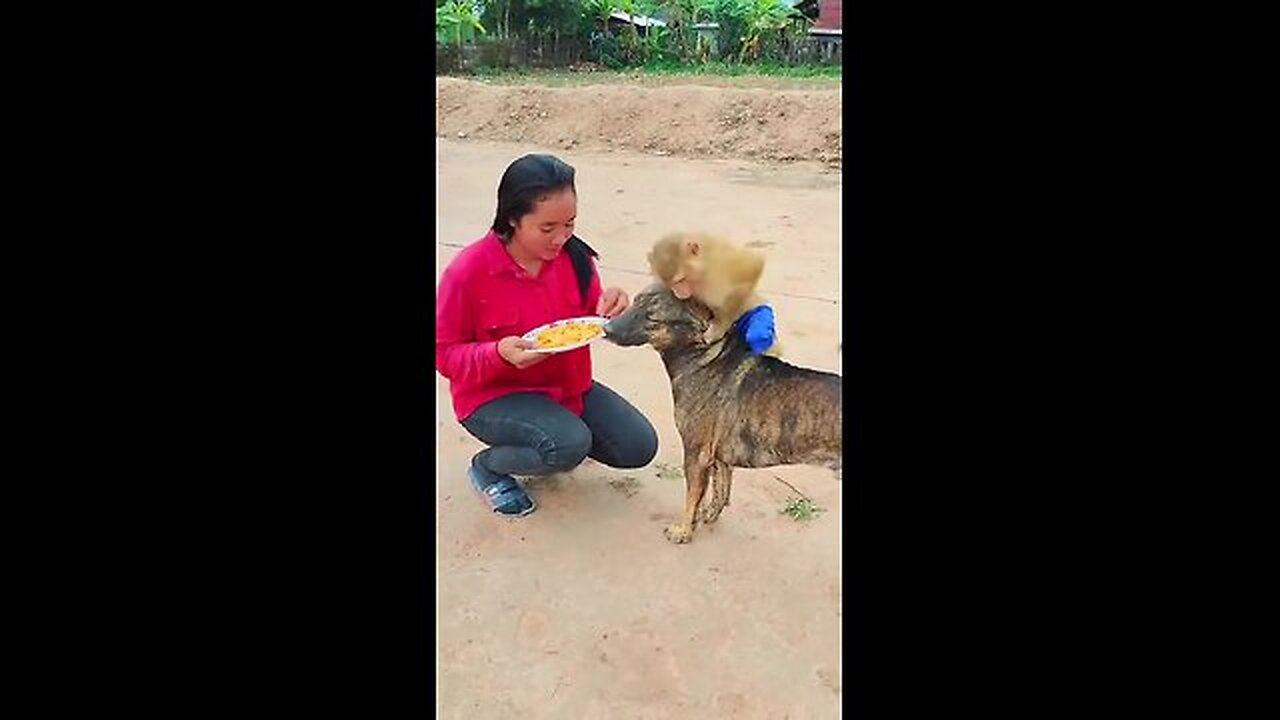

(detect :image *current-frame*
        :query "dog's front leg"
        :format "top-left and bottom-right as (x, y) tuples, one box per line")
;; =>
(664, 451), (712, 544)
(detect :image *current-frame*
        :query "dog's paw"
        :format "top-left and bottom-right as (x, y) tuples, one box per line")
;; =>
(663, 523), (694, 544)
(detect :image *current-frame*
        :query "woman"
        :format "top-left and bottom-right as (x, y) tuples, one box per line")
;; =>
(436, 154), (659, 517)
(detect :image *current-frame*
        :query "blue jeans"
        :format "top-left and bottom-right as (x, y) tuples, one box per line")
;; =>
(461, 382), (658, 476)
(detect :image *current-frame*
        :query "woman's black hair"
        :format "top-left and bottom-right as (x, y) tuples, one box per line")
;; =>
(491, 154), (576, 240)
(491, 153), (599, 303)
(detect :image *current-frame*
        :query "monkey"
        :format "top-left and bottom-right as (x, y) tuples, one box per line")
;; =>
(647, 232), (780, 356)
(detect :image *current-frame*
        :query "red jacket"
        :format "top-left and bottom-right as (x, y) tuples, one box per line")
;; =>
(436, 231), (603, 421)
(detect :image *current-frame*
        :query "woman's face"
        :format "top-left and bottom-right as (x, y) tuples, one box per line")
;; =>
(509, 188), (577, 263)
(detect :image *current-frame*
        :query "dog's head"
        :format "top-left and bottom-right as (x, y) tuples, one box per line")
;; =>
(603, 283), (712, 352)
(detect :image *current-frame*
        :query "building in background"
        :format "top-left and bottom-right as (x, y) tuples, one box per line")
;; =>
(809, 0), (841, 60)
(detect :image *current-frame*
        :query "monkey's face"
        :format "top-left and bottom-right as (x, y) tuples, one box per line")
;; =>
(603, 283), (711, 351)
(647, 243), (679, 282)
(647, 237), (695, 300)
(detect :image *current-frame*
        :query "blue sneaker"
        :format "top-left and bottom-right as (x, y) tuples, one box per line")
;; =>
(468, 457), (536, 517)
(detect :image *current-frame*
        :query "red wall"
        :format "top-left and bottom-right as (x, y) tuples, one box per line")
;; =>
(815, 0), (842, 30)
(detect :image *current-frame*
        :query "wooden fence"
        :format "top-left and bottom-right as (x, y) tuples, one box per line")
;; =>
(436, 32), (840, 72)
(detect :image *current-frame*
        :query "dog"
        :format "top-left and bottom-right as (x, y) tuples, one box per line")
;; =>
(603, 283), (842, 543)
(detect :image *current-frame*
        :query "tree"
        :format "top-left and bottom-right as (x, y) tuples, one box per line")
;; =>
(583, 0), (619, 34)
(618, 0), (643, 62)
(437, 0), (487, 51)
(738, 0), (799, 62)
(520, 0), (583, 63)
(656, 0), (708, 61)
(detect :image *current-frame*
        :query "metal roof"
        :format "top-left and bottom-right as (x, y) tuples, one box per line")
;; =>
(608, 11), (667, 28)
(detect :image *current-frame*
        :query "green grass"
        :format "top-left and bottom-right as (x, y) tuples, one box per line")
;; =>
(450, 61), (840, 84)
(638, 60), (842, 78)
(780, 496), (825, 522)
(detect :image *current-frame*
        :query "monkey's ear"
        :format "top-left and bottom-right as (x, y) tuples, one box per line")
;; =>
(685, 239), (701, 256)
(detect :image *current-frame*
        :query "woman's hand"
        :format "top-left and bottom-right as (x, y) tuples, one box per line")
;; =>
(597, 287), (630, 318)
(497, 336), (550, 369)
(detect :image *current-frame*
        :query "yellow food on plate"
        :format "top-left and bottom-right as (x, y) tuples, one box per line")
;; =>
(534, 321), (604, 349)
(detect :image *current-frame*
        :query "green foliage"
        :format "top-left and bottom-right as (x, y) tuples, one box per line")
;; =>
(699, 0), (800, 62)
(779, 495), (825, 522)
(642, 24), (677, 63)
(739, 0), (802, 62)
(456, 63), (840, 82)
(639, 59), (840, 76)
(439, 0), (829, 69)
(525, 0), (587, 36)
(582, 0), (619, 25)
(437, 0), (487, 49)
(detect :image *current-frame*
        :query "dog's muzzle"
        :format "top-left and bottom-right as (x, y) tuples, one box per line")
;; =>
(602, 318), (621, 340)
(602, 315), (643, 346)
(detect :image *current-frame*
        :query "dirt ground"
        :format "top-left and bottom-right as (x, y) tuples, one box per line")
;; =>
(435, 77), (843, 719)
(436, 75), (842, 166)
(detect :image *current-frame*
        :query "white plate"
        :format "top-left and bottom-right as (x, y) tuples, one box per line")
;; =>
(522, 316), (609, 354)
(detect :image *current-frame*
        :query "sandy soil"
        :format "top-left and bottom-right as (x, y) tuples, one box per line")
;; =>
(434, 128), (843, 716)
(437, 76), (842, 166)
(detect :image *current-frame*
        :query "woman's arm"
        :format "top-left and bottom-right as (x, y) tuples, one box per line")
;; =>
(435, 268), (516, 384)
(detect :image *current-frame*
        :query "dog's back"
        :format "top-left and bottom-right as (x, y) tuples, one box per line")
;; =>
(730, 354), (842, 469)
(673, 334), (842, 471)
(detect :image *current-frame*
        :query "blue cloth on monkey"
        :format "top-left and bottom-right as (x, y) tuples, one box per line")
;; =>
(734, 305), (776, 355)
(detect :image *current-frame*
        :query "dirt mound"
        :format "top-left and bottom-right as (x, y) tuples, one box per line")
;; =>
(436, 76), (842, 166)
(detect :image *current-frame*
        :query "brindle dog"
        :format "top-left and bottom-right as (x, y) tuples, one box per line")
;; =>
(603, 284), (842, 544)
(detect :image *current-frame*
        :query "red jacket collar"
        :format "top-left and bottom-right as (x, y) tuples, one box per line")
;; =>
(481, 230), (523, 276)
